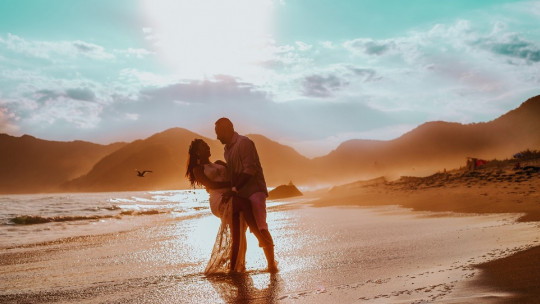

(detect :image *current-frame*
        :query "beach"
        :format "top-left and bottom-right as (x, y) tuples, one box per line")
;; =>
(1, 173), (540, 303)
(2, 1), (540, 303)
(312, 162), (540, 303)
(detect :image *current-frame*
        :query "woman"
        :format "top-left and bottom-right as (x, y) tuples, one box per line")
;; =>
(186, 138), (263, 274)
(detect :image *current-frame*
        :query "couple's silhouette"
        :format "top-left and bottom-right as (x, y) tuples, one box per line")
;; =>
(186, 117), (277, 274)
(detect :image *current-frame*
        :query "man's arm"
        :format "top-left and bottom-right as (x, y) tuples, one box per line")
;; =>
(233, 139), (259, 191)
(221, 172), (251, 203)
(234, 172), (253, 191)
(214, 160), (227, 167)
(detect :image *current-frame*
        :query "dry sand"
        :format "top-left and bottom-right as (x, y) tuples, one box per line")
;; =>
(312, 162), (540, 303)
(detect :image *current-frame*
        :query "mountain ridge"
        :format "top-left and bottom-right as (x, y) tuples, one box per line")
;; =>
(0, 133), (126, 193)
(1, 95), (539, 193)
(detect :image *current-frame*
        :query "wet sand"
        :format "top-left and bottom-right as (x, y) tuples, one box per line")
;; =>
(311, 163), (540, 303)
(473, 246), (540, 304)
(1, 201), (539, 303)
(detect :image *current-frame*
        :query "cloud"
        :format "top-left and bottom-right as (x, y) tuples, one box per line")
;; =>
(34, 88), (96, 103)
(125, 113), (139, 121)
(301, 74), (348, 98)
(344, 38), (397, 56)
(255, 41), (314, 72)
(0, 107), (20, 134)
(295, 41), (313, 51)
(340, 19), (537, 91)
(320, 41), (335, 49)
(1, 80), (115, 135)
(474, 34), (540, 63)
(347, 66), (379, 81)
(299, 65), (379, 98)
(0, 67), (124, 111)
(66, 88), (96, 101)
(140, 75), (269, 105)
(342, 20), (476, 64)
(114, 48), (153, 59)
(16, 87), (104, 129)
(28, 97), (103, 129)
(118, 68), (175, 88)
(0, 34), (114, 61)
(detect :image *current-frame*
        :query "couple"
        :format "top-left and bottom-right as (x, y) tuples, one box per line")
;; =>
(186, 117), (277, 274)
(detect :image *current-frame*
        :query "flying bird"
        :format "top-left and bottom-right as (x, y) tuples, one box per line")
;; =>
(135, 170), (153, 177)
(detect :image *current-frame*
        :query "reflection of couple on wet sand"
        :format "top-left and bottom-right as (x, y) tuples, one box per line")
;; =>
(186, 117), (278, 274)
(207, 272), (281, 304)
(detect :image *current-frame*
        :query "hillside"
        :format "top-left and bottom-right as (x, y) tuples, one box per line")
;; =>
(62, 129), (311, 192)
(312, 95), (540, 183)
(1, 95), (539, 193)
(245, 134), (313, 185)
(62, 128), (219, 192)
(0, 134), (125, 193)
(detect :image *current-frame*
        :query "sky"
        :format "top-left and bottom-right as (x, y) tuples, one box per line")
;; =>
(0, 0), (539, 157)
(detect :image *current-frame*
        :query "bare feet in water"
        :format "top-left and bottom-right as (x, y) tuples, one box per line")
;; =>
(268, 261), (279, 273)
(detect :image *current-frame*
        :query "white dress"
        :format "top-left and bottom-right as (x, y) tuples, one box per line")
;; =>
(204, 163), (230, 218)
(203, 163), (247, 274)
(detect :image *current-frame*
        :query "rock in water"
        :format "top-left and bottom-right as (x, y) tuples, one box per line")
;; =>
(268, 182), (303, 199)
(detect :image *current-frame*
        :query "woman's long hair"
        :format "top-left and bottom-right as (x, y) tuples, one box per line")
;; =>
(185, 138), (207, 187)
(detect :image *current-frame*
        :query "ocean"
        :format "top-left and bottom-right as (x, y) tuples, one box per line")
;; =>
(0, 190), (216, 248)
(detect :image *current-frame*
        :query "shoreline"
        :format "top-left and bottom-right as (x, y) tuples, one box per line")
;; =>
(474, 245), (540, 303)
(308, 164), (540, 302)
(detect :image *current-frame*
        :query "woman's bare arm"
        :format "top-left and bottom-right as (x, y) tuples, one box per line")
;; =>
(193, 166), (231, 189)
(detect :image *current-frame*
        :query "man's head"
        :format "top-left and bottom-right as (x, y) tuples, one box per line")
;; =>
(215, 117), (235, 145)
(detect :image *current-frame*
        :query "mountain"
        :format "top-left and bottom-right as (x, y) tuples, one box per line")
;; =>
(62, 128), (219, 192)
(62, 129), (311, 192)
(313, 95), (540, 182)
(245, 134), (313, 185)
(0, 134), (125, 193)
(2, 95), (540, 193)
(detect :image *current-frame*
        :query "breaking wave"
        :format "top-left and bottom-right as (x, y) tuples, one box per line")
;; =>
(10, 214), (117, 225)
(9, 209), (171, 225)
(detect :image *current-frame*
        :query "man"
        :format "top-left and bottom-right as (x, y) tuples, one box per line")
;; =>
(215, 117), (277, 272)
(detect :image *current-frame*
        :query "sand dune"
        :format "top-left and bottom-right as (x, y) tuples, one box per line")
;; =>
(318, 155), (540, 221)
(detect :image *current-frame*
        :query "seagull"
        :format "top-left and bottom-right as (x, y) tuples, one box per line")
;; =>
(135, 170), (153, 177)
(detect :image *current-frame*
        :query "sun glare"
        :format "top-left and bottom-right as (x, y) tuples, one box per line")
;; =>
(141, 0), (275, 78)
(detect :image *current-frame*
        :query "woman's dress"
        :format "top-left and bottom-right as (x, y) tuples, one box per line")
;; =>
(204, 163), (247, 274)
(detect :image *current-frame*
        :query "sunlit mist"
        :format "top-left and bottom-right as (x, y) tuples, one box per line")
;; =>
(141, 0), (275, 78)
